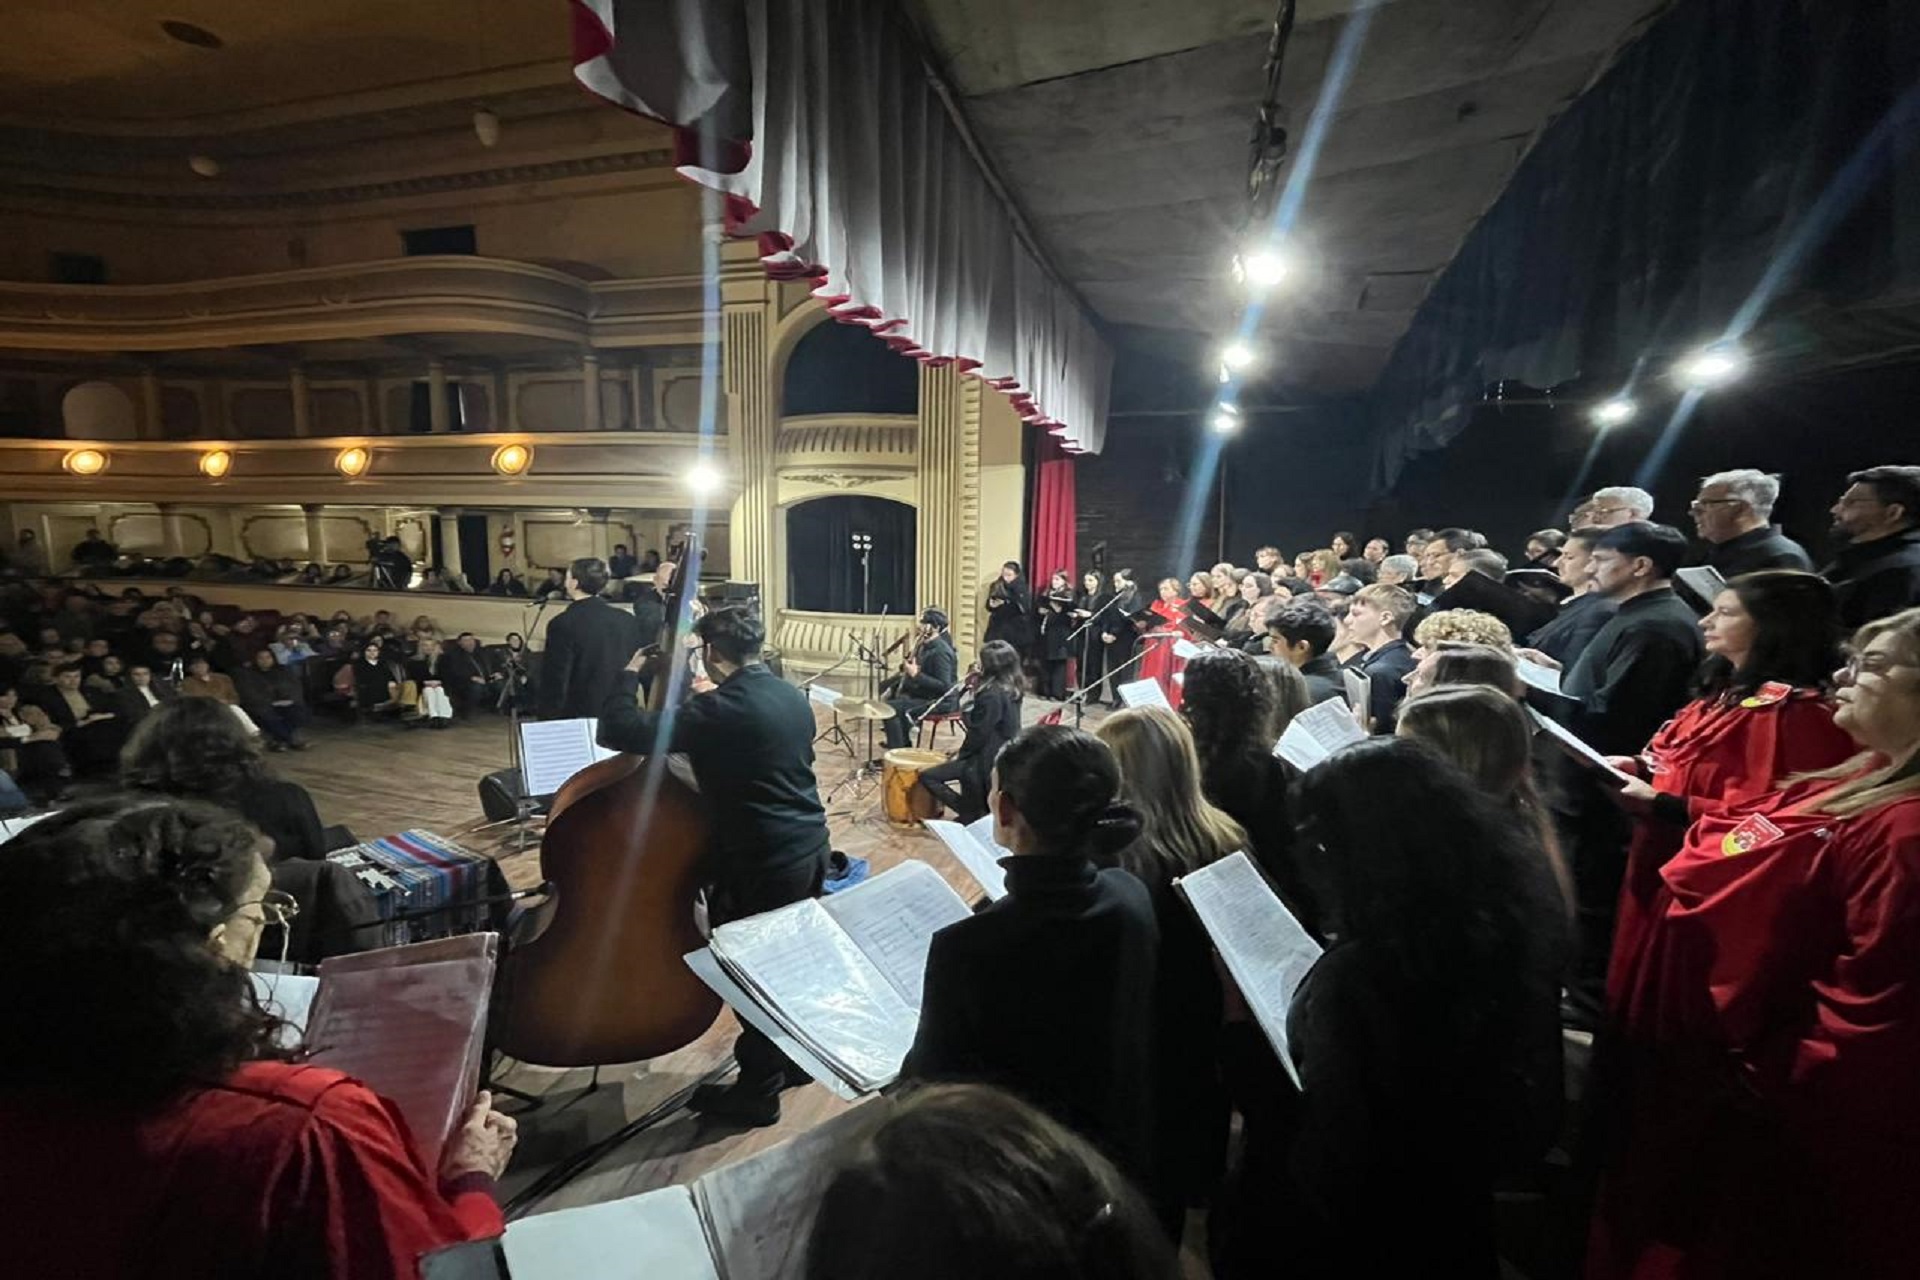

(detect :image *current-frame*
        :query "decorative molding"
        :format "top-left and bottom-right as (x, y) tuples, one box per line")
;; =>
(775, 414), (917, 463)
(2, 149), (676, 212)
(783, 472), (885, 490)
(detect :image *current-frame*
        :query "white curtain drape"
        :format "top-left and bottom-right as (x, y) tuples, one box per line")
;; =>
(572, 0), (1112, 453)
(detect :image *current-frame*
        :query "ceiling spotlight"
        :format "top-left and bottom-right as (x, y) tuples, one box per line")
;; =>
(333, 446), (371, 478)
(61, 448), (108, 477)
(1210, 405), (1242, 434)
(1219, 341), (1257, 372)
(187, 154), (221, 178)
(1236, 248), (1293, 291)
(1589, 396), (1637, 428)
(1675, 342), (1748, 390)
(473, 108), (501, 148)
(198, 448), (233, 478)
(490, 442), (533, 476)
(686, 460), (722, 496)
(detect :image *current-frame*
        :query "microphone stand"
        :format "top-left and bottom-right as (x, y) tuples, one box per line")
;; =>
(499, 593), (553, 858)
(1060, 643), (1150, 729)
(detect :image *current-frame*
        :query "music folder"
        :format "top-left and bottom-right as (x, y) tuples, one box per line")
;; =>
(924, 813), (1011, 901)
(299, 933), (499, 1170)
(1427, 569), (1556, 639)
(684, 862), (971, 1097)
(498, 1100), (891, 1280)
(517, 718), (619, 796)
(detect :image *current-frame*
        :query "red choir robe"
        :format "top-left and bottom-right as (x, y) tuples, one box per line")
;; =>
(1588, 770), (1920, 1280)
(1606, 685), (1855, 1004)
(0, 1060), (503, 1278)
(1137, 597), (1188, 708)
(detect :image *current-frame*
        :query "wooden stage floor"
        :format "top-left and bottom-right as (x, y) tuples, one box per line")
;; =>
(275, 696), (1121, 1225)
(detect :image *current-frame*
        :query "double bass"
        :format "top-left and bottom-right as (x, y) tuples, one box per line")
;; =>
(492, 539), (720, 1066)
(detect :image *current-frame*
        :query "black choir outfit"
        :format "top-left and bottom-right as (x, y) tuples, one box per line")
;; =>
(1073, 586), (1114, 698)
(1343, 638), (1416, 731)
(916, 682), (1021, 823)
(1821, 527), (1920, 628)
(1100, 584), (1143, 707)
(598, 661), (831, 1099)
(882, 630), (960, 750)
(1035, 586), (1077, 700)
(1524, 590), (1616, 668)
(983, 577), (1033, 653)
(1298, 651), (1349, 707)
(538, 594), (642, 721)
(1701, 524), (1812, 577)
(905, 852), (1159, 1182)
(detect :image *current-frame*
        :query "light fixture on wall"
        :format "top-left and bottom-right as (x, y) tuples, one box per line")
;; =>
(62, 448), (108, 476)
(198, 448), (233, 478)
(490, 442), (533, 476)
(187, 154), (221, 178)
(686, 460), (722, 497)
(334, 445), (372, 478)
(473, 108), (501, 148)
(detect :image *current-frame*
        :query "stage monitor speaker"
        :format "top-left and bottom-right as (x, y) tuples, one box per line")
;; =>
(478, 768), (551, 822)
(706, 580), (760, 603)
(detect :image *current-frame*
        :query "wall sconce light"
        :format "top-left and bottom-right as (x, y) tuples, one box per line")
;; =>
(198, 448), (233, 478)
(62, 448), (108, 476)
(490, 442), (533, 476)
(334, 446), (371, 478)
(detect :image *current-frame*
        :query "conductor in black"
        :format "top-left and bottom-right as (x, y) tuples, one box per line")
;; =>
(598, 606), (831, 1126)
(537, 557), (642, 721)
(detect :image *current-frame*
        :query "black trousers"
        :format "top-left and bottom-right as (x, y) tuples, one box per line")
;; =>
(918, 755), (987, 824)
(1040, 658), (1069, 701)
(883, 698), (932, 750)
(707, 842), (832, 1096)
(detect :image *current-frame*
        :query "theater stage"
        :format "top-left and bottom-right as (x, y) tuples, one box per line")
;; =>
(274, 697), (1121, 1224)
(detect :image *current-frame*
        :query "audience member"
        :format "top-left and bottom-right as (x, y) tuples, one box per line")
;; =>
(233, 648), (311, 750)
(1688, 468), (1812, 575)
(111, 662), (175, 728)
(178, 654), (239, 706)
(33, 660), (124, 774)
(0, 679), (67, 801)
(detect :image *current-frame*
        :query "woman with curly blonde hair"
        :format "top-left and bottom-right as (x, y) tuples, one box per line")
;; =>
(1413, 607), (1514, 653)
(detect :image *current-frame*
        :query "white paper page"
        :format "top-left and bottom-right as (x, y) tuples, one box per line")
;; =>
(503, 1186), (719, 1280)
(1117, 678), (1171, 711)
(684, 949), (860, 1102)
(518, 718), (598, 795)
(1172, 638), (1204, 660)
(1274, 697), (1366, 770)
(1675, 566), (1726, 605)
(807, 684), (843, 707)
(710, 900), (917, 1092)
(1177, 852), (1322, 1088)
(0, 810), (54, 843)
(1515, 657), (1562, 696)
(249, 969), (320, 1050)
(1527, 707), (1633, 784)
(924, 817), (1010, 900)
(586, 718), (620, 764)
(820, 862), (971, 1008)
(1341, 668), (1370, 713)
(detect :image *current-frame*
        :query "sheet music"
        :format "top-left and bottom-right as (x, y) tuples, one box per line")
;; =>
(518, 718), (598, 795)
(503, 1186), (720, 1280)
(1274, 697), (1366, 770)
(710, 900), (917, 1092)
(695, 1100), (892, 1280)
(1341, 668), (1370, 714)
(923, 817), (1010, 900)
(807, 684), (843, 707)
(1675, 566), (1726, 607)
(1527, 707), (1633, 783)
(1176, 852), (1322, 1088)
(306, 941), (496, 1170)
(1117, 678), (1171, 711)
(1172, 638), (1204, 660)
(1515, 656), (1563, 696)
(0, 809), (53, 843)
(248, 969), (319, 1049)
(820, 861), (971, 1008)
(684, 948), (860, 1101)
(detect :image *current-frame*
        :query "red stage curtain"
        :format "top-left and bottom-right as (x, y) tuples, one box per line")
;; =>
(1028, 432), (1078, 583)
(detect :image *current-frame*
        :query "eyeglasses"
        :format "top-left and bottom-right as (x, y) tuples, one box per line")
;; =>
(1688, 498), (1744, 511)
(1839, 652), (1911, 680)
(1587, 505), (1629, 518)
(236, 889), (300, 929)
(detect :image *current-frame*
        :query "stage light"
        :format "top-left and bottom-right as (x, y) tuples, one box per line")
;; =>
(1219, 341), (1257, 372)
(188, 154), (221, 178)
(198, 448), (232, 478)
(1234, 247), (1294, 292)
(1675, 342), (1747, 390)
(333, 446), (371, 478)
(686, 460), (722, 496)
(61, 448), (107, 476)
(490, 442), (533, 476)
(1590, 396), (1637, 428)
(1211, 403), (1242, 434)
(473, 108), (501, 148)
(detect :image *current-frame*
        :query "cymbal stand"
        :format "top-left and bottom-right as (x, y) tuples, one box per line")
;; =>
(806, 645), (862, 758)
(825, 630), (888, 803)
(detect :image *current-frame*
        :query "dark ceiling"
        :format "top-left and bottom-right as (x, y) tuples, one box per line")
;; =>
(914, 0), (1671, 397)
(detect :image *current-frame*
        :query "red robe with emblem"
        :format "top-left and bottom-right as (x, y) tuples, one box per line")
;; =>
(1587, 771), (1920, 1280)
(1137, 597), (1188, 708)
(1605, 688), (1855, 1004)
(0, 1060), (502, 1278)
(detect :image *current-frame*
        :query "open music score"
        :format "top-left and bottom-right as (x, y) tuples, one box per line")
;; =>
(1116, 678), (1171, 711)
(0, 809), (54, 843)
(685, 862), (970, 1095)
(499, 1100), (890, 1280)
(518, 718), (619, 795)
(1175, 852), (1322, 1088)
(923, 813), (1011, 900)
(1274, 697), (1366, 771)
(1527, 707), (1635, 784)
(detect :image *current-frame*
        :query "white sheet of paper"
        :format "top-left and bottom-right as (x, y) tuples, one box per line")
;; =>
(684, 948), (860, 1101)
(1527, 707), (1633, 783)
(807, 684), (843, 707)
(1675, 566), (1726, 606)
(1117, 678), (1171, 711)
(249, 969), (320, 1049)
(819, 861), (971, 1008)
(1341, 668), (1370, 714)
(1274, 697), (1366, 770)
(710, 899), (918, 1092)
(1176, 852), (1322, 1088)
(1515, 657), (1562, 696)
(519, 718), (599, 795)
(0, 810), (53, 843)
(503, 1186), (720, 1280)
(1172, 638), (1204, 660)
(924, 816), (1010, 900)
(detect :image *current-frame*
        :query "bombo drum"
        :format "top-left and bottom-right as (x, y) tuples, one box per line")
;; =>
(882, 748), (945, 826)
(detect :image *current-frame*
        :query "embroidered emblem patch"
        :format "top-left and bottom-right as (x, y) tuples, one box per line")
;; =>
(1721, 812), (1785, 856)
(1740, 681), (1794, 709)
